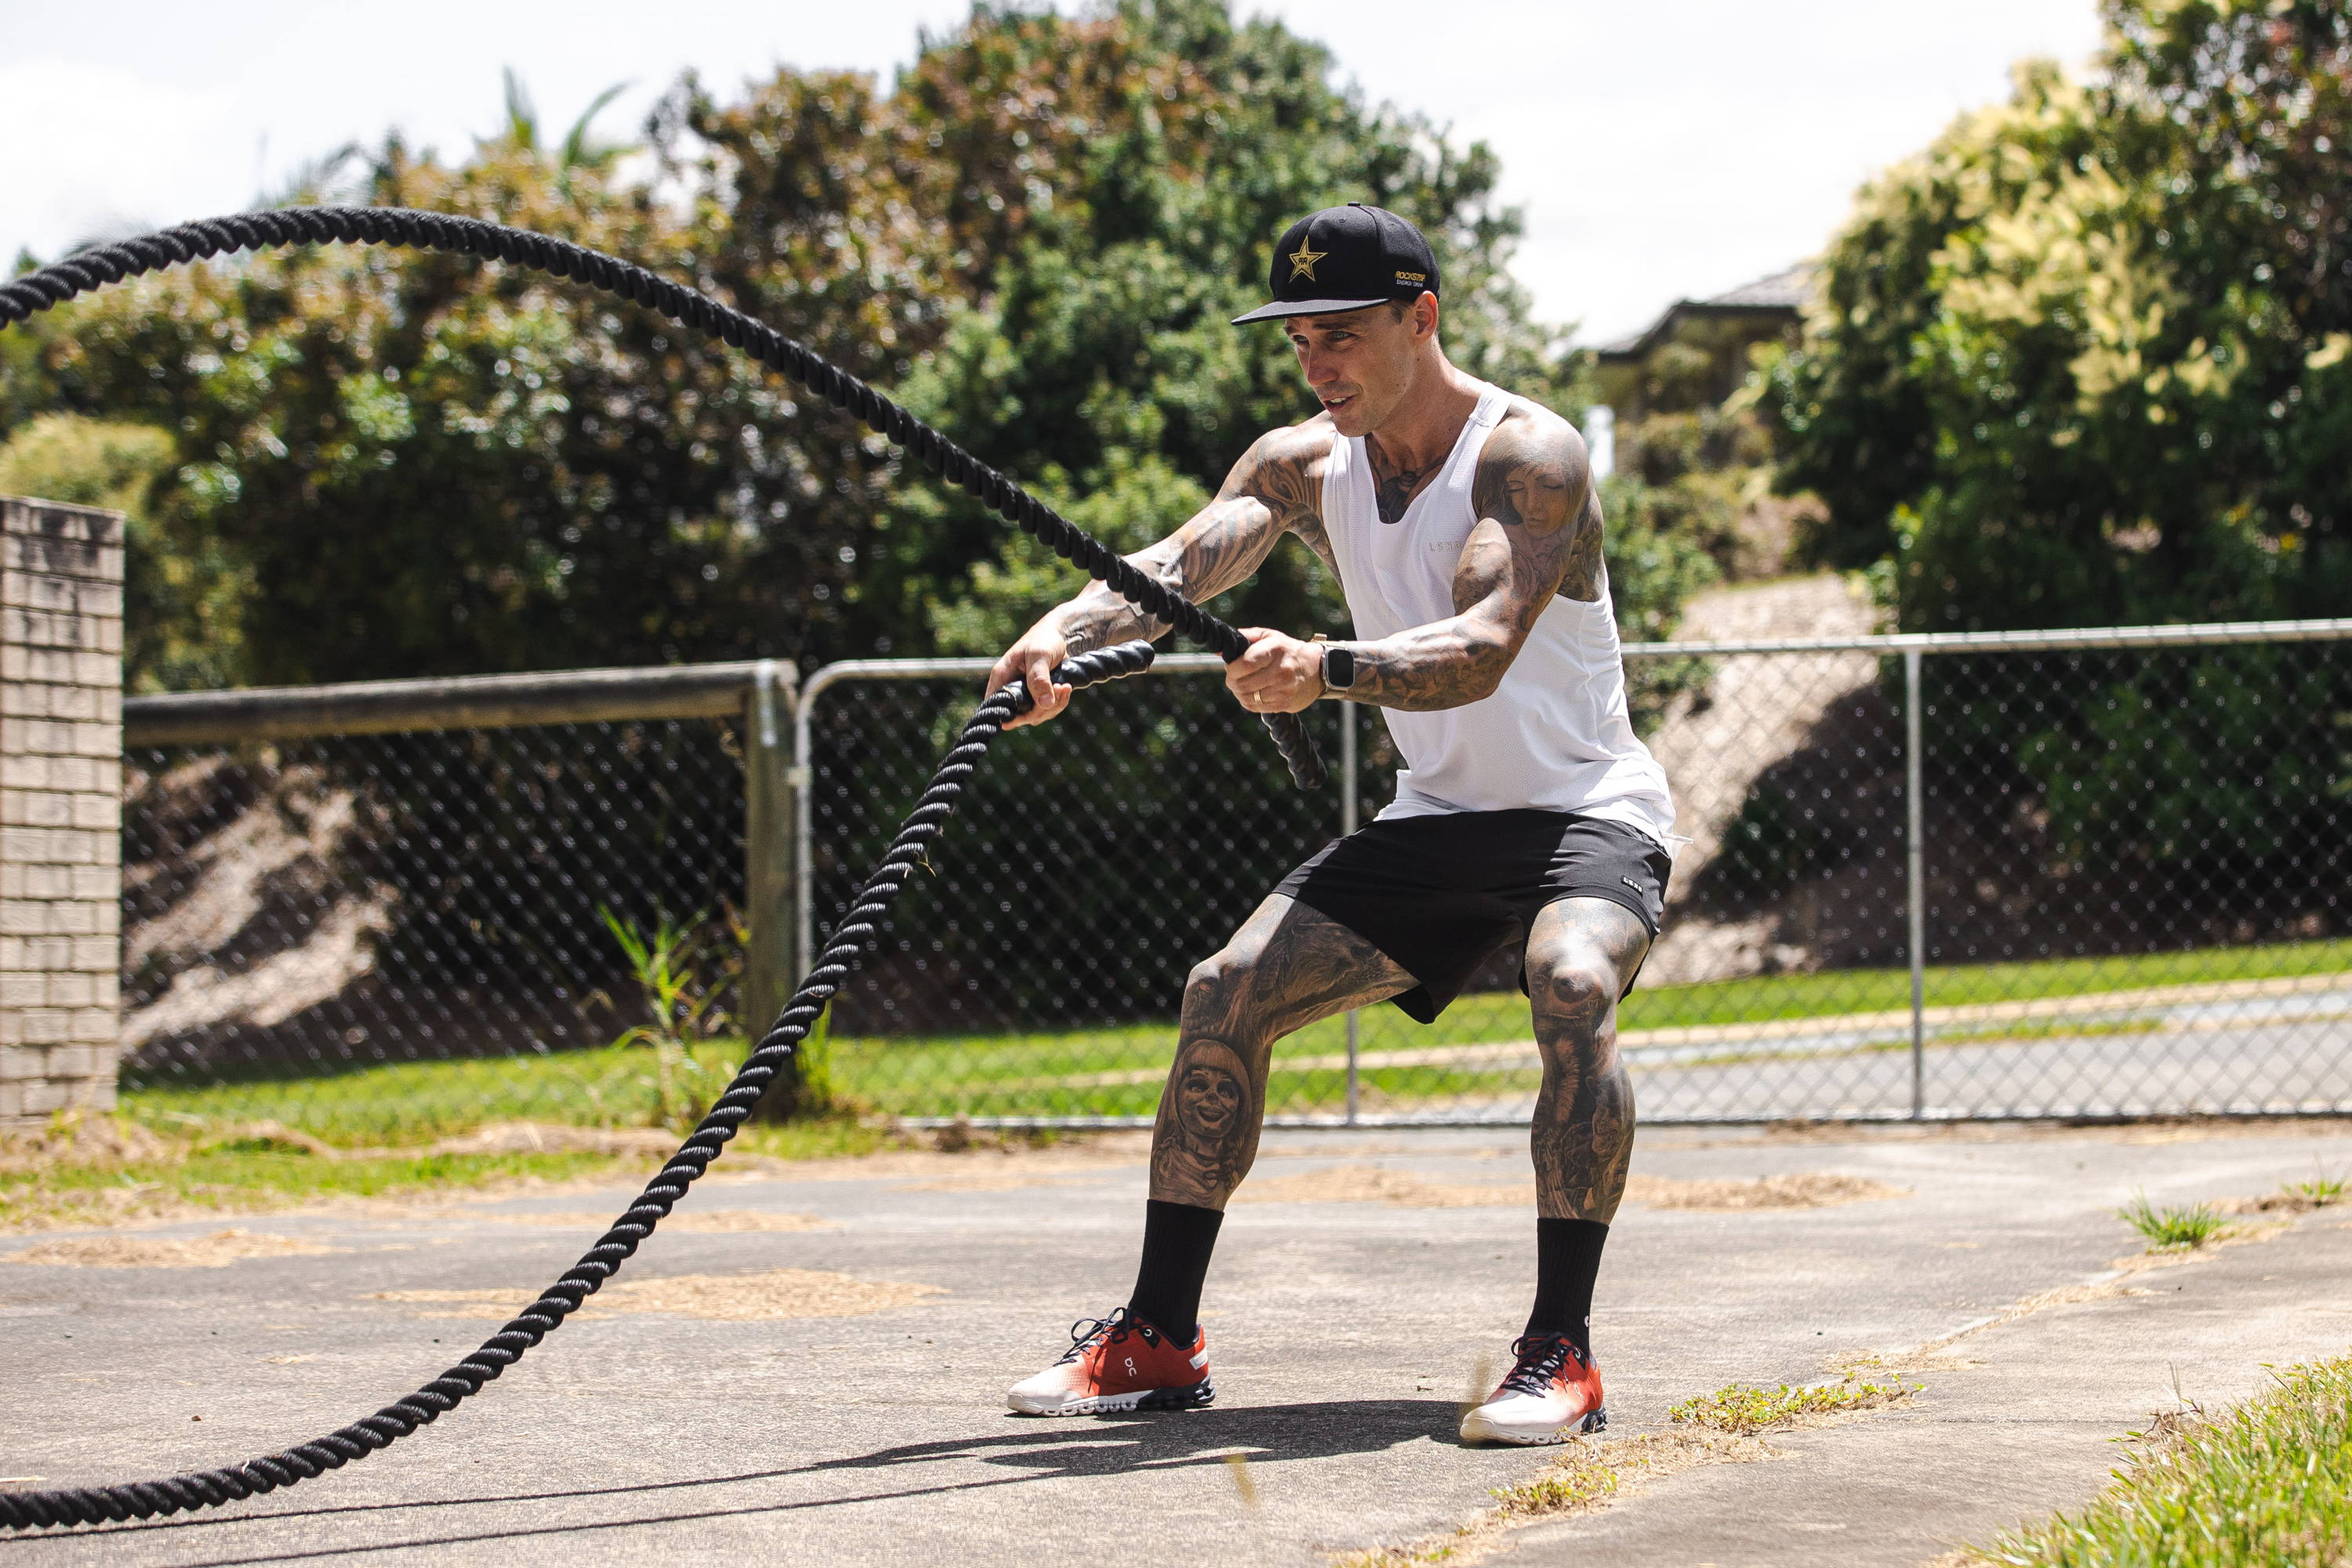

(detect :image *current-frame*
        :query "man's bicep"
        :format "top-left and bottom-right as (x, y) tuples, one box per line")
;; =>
(1448, 520), (1575, 634)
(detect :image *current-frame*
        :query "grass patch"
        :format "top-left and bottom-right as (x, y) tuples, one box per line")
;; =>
(2234, 1171), (2347, 1217)
(1, 1112), (902, 1232)
(825, 937), (2351, 1116)
(1960, 1352), (2352, 1566)
(1334, 1429), (1776, 1567)
(1491, 1464), (1620, 1515)
(2118, 1192), (2230, 1251)
(2285, 1174), (2347, 1207)
(1622, 935), (2352, 1033)
(1, 1143), (633, 1232)
(1668, 1377), (1921, 1436)
(122, 1037), (764, 1146)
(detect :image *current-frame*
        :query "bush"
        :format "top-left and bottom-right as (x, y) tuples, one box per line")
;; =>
(1766, 2), (2352, 878)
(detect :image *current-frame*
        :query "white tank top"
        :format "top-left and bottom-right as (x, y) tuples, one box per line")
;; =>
(1320, 380), (1677, 846)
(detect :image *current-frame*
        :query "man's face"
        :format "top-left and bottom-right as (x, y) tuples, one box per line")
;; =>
(1283, 298), (1432, 437)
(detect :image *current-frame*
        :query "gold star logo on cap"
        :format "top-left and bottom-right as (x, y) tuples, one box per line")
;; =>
(1287, 241), (1326, 283)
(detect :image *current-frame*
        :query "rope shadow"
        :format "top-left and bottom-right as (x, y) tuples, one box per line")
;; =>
(2, 1398), (1466, 1563)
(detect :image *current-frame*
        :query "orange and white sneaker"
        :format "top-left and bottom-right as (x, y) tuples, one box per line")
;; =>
(1458, 1332), (1607, 1446)
(1007, 1308), (1214, 1416)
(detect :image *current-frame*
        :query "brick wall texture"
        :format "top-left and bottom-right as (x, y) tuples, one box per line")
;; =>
(0, 495), (123, 1123)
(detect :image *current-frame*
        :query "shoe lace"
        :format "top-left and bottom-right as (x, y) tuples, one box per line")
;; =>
(1056, 1306), (1157, 1364)
(1498, 1333), (1584, 1399)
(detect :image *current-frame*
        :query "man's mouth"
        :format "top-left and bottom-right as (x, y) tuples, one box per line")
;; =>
(1322, 394), (1356, 413)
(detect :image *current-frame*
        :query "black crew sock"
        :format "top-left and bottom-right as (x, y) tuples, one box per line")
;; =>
(1127, 1199), (1224, 1345)
(1523, 1217), (1609, 1356)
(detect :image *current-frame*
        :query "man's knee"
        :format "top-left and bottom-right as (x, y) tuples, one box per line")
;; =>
(1185, 941), (1261, 1014)
(1533, 953), (1618, 1031)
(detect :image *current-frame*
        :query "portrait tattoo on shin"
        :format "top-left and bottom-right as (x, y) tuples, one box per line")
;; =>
(1153, 1036), (1258, 1205)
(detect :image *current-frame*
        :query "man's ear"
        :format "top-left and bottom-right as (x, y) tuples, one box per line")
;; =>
(1413, 291), (1440, 341)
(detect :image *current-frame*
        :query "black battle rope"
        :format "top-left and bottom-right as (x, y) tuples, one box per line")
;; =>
(0, 207), (1324, 789)
(0, 639), (1157, 1533)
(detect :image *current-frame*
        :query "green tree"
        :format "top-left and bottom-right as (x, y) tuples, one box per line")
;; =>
(0, 414), (248, 691)
(1767, 2), (2350, 627)
(20, 135), (833, 688)
(1764, 0), (2351, 875)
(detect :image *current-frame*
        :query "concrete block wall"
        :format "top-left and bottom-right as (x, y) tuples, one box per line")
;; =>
(0, 495), (124, 1123)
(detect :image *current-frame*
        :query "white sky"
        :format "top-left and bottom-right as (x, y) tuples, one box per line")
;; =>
(0, 0), (2103, 345)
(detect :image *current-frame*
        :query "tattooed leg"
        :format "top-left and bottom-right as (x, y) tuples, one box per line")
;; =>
(1151, 895), (1412, 1209)
(1524, 898), (1652, 1222)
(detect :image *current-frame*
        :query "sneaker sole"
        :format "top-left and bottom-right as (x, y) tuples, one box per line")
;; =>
(1458, 1402), (1607, 1446)
(1008, 1379), (1215, 1417)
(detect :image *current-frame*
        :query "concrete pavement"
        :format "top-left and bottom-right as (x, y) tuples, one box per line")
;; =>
(3, 1118), (2349, 1566)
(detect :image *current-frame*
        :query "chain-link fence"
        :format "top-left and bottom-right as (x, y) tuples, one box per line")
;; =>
(118, 620), (2352, 1143)
(118, 664), (793, 1144)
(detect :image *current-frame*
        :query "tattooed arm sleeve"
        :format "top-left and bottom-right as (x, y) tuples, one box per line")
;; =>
(1046, 427), (1327, 653)
(1338, 408), (1599, 713)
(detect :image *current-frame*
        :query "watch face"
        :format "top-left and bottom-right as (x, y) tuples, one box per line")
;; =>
(1324, 645), (1355, 690)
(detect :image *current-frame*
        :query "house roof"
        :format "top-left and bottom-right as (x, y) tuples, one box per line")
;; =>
(1594, 263), (1813, 361)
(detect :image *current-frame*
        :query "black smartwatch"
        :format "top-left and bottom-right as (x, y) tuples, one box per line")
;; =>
(1320, 641), (1356, 693)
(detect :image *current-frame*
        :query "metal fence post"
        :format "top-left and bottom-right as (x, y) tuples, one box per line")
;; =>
(743, 659), (798, 1099)
(1341, 699), (1361, 1125)
(1904, 646), (1926, 1120)
(792, 674), (819, 989)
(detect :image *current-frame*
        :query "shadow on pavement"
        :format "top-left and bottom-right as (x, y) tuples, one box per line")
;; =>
(5, 1399), (1461, 1565)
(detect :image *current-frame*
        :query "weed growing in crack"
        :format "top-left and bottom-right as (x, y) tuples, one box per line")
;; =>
(2283, 1172), (2346, 1208)
(1668, 1377), (1920, 1436)
(1491, 1464), (1618, 1515)
(2118, 1191), (2229, 1250)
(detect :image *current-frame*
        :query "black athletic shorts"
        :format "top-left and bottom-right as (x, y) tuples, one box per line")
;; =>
(1272, 808), (1672, 1025)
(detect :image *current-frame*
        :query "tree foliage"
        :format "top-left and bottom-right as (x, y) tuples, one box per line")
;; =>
(0, 415), (244, 691)
(1766, 0), (2352, 875)
(0, 0), (1697, 695)
(1768, 0), (2351, 629)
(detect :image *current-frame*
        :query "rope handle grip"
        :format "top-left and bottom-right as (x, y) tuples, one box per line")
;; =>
(1005, 640), (1158, 713)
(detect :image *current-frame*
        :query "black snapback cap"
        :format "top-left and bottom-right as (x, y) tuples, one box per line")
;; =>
(1231, 202), (1441, 325)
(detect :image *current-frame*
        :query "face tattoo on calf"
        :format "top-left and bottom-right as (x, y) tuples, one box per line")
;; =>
(1154, 1037), (1256, 1204)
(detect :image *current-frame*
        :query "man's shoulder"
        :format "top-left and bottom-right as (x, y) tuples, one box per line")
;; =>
(1219, 413), (1334, 530)
(1470, 390), (1595, 544)
(1251, 412), (1337, 469)
(1481, 394), (1584, 470)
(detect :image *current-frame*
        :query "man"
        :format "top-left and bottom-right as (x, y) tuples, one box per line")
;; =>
(985, 203), (1675, 1446)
